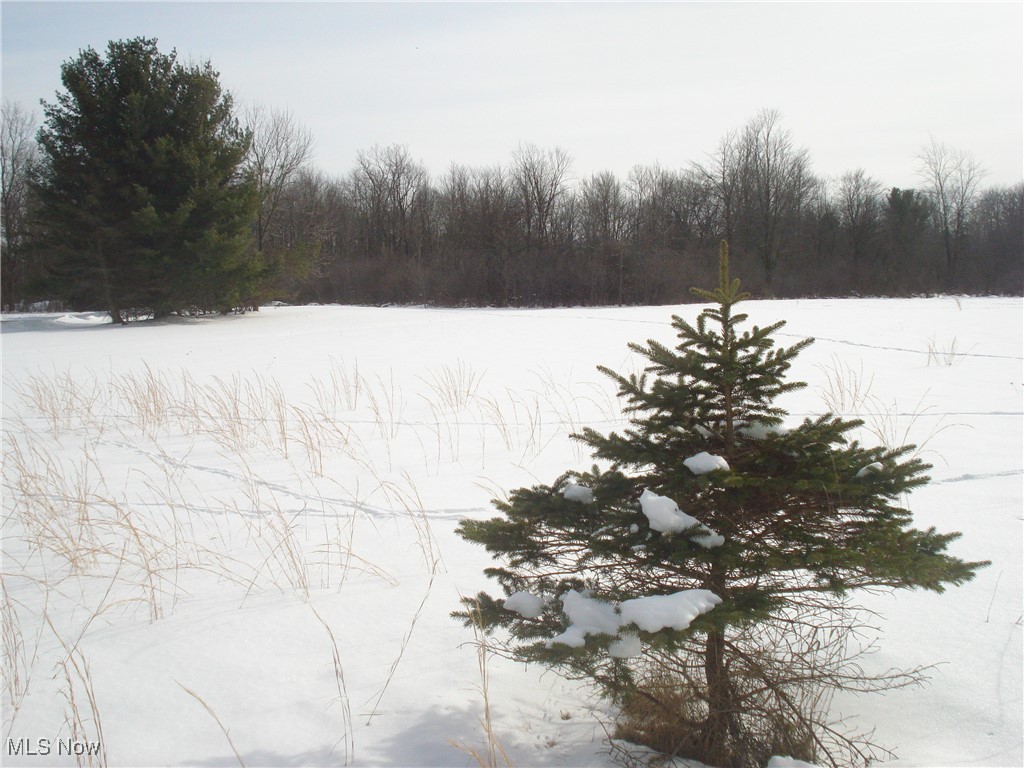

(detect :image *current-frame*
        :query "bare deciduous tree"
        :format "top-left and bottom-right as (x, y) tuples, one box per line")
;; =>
(836, 169), (883, 266)
(245, 104), (315, 251)
(1, 101), (38, 310)
(693, 130), (744, 246)
(437, 163), (474, 248)
(471, 165), (518, 303)
(966, 182), (1024, 293)
(740, 109), (815, 287)
(917, 138), (986, 287)
(579, 170), (626, 244)
(578, 170), (627, 302)
(693, 111), (814, 288)
(511, 143), (572, 249)
(351, 144), (430, 261)
(627, 163), (677, 247)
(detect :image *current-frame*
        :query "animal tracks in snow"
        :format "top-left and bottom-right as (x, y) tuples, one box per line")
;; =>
(95, 436), (485, 522)
(934, 469), (1024, 485)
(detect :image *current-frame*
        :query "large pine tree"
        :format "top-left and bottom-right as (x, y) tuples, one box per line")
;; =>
(456, 241), (987, 767)
(34, 38), (260, 321)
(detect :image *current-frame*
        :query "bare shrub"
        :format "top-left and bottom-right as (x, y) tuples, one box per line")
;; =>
(614, 600), (921, 767)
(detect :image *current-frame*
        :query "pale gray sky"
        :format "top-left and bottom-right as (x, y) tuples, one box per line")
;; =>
(3, 1), (1022, 189)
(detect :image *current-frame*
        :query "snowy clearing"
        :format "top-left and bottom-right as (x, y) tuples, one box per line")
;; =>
(2, 297), (1021, 767)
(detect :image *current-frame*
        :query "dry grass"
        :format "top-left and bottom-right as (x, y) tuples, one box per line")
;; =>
(11, 369), (106, 438)
(816, 357), (962, 461)
(925, 336), (971, 367)
(361, 561), (439, 727)
(418, 360), (484, 412)
(449, 604), (513, 768)
(361, 473), (443, 727)
(1, 574), (47, 736)
(818, 356), (875, 417)
(178, 682), (246, 768)
(2, 359), (621, 763)
(309, 604), (354, 766)
(45, 607), (110, 768)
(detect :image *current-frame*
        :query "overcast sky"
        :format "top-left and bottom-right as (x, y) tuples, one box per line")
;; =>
(3, 1), (1022, 190)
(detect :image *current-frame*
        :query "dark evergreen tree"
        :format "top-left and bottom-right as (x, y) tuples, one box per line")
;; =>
(33, 38), (260, 322)
(880, 187), (934, 291)
(456, 241), (987, 767)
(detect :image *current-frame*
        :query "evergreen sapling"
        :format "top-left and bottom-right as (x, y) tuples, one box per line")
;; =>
(455, 241), (987, 767)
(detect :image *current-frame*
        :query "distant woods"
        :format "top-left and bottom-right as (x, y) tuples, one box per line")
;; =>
(3, 89), (1021, 312)
(260, 112), (1021, 305)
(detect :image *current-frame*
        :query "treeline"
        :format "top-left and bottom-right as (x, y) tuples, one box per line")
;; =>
(3, 84), (1021, 312)
(250, 110), (1024, 305)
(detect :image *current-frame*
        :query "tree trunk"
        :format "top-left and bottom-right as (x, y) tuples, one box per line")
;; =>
(703, 626), (739, 766)
(701, 524), (741, 766)
(95, 241), (124, 324)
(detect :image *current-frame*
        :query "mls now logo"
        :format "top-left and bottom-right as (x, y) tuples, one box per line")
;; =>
(7, 738), (102, 757)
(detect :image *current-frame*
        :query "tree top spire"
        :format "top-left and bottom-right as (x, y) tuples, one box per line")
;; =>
(691, 239), (750, 307)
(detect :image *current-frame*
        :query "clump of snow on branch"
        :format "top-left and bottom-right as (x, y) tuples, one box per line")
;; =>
(503, 471), (727, 657)
(547, 589), (622, 648)
(563, 482), (595, 503)
(856, 462), (884, 478)
(684, 451), (730, 474)
(503, 591), (545, 619)
(620, 590), (723, 632)
(737, 420), (788, 440)
(639, 489), (725, 548)
(537, 588), (721, 657)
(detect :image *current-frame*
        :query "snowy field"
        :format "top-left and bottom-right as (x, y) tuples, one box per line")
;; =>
(2, 297), (1021, 768)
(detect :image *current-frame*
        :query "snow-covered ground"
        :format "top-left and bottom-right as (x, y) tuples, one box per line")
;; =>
(2, 297), (1021, 767)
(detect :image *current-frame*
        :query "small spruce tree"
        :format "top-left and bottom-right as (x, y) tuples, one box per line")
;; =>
(455, 241), (987, 767)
